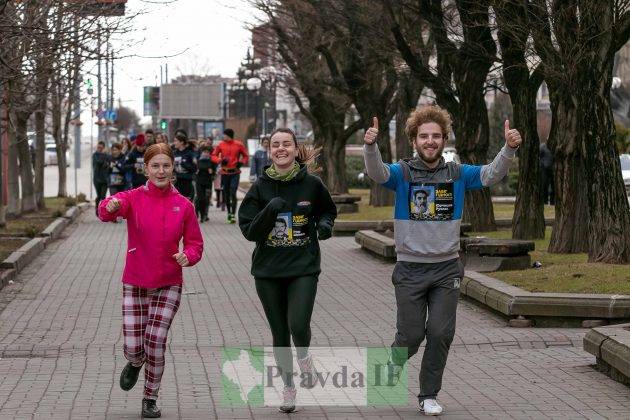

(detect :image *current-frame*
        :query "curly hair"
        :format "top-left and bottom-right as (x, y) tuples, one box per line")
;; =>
(405, 105), (452, 144)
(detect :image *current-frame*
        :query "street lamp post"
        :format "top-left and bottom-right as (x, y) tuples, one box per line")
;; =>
(246, 77), (262, 137)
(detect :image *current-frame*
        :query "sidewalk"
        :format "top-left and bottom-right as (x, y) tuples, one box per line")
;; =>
(0, 207), (628, 419)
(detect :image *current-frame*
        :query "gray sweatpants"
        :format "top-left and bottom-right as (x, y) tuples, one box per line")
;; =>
(390, 258), (463, 400)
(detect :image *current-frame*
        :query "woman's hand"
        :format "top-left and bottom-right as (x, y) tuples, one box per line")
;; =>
(172, 252), (189, 267)
(106, 198), (121, 213)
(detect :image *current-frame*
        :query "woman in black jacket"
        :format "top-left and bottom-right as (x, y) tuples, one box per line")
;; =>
(195, 145), (216, 222)
(173, 133), (197, 202)
(238, 128), (337, 413)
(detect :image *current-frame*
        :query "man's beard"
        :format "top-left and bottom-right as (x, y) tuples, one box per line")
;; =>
(416, 144), (445, 163)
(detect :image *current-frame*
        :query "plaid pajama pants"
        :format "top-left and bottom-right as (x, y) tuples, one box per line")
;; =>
(122, 284), (182, 400)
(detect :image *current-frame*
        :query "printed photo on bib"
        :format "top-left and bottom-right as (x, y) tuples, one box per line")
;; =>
(409, 183), (454, 221)
(266, 211), (311, 247)
(267, 212), (293, 247)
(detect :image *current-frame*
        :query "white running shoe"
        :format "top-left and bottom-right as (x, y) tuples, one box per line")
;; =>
(279, 386), (296, 413)
(420, 399), (443, 416)
(297, 354), (317, 388)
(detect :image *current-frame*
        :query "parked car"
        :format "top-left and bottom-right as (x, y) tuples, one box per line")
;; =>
(44, 144), (69, 166)
(621, 154), (630, 195)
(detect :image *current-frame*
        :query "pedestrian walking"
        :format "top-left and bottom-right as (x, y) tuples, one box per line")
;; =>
(211, 128), (249, 223)
(92, 141), (110, 216)
(97, 143), (203, 419)
(238, 128), (337, 413)
(250, 136), (271, 182)
(363, 105), (521, 416)
(108, 142), (127, 195)
(125, 134), (148, 188)
(195, 145), (215, 222)
(173, 133), (197, 202)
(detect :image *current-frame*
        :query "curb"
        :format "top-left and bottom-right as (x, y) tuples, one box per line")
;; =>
(462, 271), (630, 320)
(583, 324), (630, 386)
(0, 204), (88, 289)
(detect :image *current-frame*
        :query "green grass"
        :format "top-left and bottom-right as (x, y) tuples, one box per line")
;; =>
(471, 228), (630, 294)
(338, 189), (555, 221)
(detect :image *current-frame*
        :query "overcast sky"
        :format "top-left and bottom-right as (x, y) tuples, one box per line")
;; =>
(84, 0), (260, 124)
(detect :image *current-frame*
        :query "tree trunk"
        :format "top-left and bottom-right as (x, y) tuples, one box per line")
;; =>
(34, 95), (46, 208)
(51, 87), (68, 198)
(455, 92), (496, 231)
(310, 102), (349, 194)
(7, 126), (19, 215)
(394, 74), (421, 161)
(511, 88), (545, 239)
(14, 112), (36, 212)
(577, 64), (630, 262)
(495, 2), (546, 239)
(313, 121), (348, 194)
(547, 92), (589, 253)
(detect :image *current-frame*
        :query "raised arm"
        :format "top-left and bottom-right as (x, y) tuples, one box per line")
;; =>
(362, 117), (391, 184)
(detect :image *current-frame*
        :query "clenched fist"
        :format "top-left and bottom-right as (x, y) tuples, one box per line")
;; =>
(504, 120), (522, 149)
(363, 117), (379, 145)
(106, 198), (121, 214)
(172, 252), (189, 267)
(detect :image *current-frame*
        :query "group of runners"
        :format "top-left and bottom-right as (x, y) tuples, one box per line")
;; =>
(97, 104), (521, 418)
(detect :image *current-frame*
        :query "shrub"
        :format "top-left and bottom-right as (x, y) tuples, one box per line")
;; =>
(77, 193), (87, 203)
(64, 197), (77, 207)
(52, 210), (63, 218)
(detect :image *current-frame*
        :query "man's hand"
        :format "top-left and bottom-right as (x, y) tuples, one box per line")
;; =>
(364, 117), (379, 145)
(236, 162), (243, 169)
(504, 120), (522, 149)
(106, 198), (121, 214)
(172, 252), (189, 267)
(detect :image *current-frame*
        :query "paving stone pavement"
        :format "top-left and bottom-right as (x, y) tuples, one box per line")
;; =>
(0, 207), (628, 420)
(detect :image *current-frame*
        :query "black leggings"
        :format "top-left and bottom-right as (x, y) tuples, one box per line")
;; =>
(255, 275), (318, 387)
(221, 173), (239, 215)
(195, 183), (211, 218)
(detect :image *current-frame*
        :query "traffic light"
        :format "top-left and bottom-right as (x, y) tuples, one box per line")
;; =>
(160, 119), (167, 131)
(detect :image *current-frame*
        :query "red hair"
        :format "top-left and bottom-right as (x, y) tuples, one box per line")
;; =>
(144, 143), (174, 165)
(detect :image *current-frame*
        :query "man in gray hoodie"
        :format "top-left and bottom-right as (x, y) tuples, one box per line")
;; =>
(363, 105), (521, 416)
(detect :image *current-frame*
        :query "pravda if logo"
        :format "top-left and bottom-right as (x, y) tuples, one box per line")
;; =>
(220, 347), (408, 407)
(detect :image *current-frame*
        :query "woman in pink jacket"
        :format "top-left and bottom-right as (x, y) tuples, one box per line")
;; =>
(98, 143), (203, 419)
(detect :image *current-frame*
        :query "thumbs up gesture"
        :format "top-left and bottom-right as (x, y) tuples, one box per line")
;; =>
(363, 117), (379, 145)
(504, 120), (522, 149)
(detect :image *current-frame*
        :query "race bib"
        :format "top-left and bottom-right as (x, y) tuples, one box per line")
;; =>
(109, 173), (124, 186)
(409, 182), (454, 221)
(266, 210), (311, 247)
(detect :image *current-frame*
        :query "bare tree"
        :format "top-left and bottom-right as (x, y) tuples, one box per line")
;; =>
(253, 0), (364, 194)
(528, 0), (630, 262)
